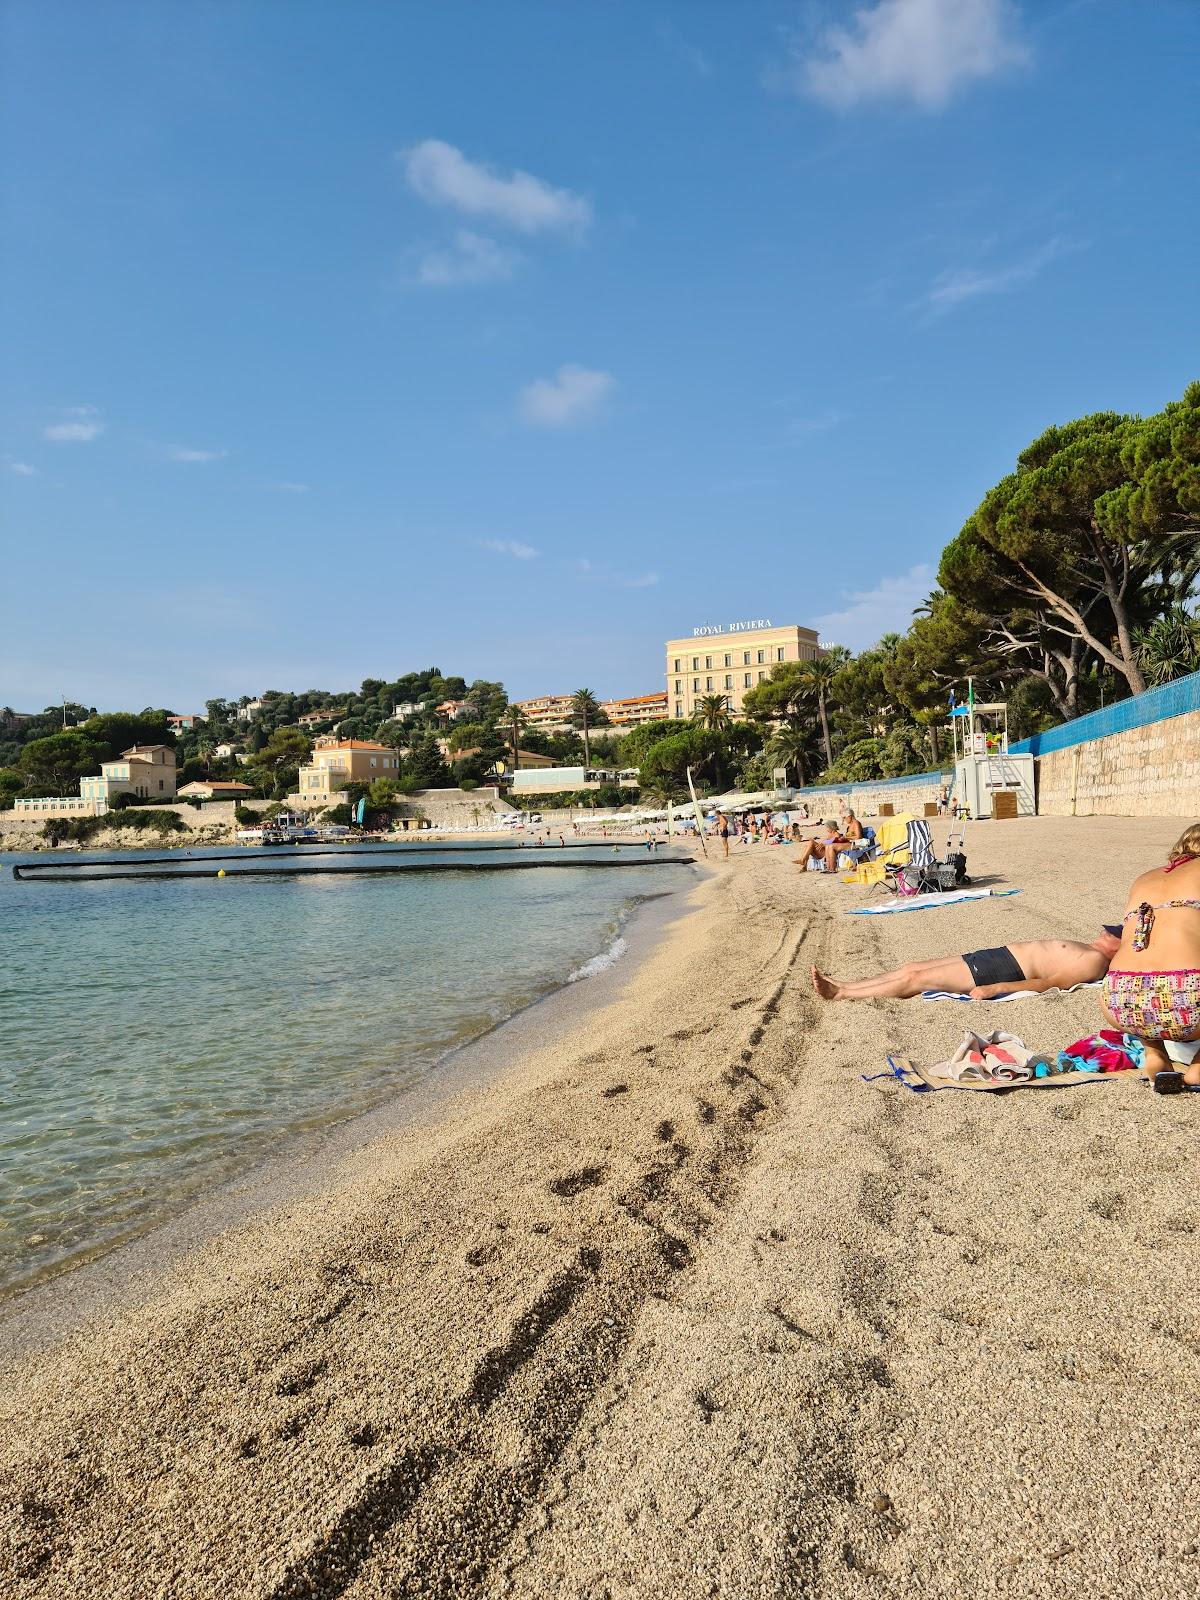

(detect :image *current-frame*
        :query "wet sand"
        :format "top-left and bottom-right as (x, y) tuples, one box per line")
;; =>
(2, 815), (1197, 1598)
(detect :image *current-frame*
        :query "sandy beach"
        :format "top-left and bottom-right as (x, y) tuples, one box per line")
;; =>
(2, 814), (1198, 1598)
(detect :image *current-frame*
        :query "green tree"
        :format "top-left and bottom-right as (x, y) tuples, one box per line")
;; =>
(257, 727), (313, 775)
(1135, 605), (1200, 685)
(505, 704), (527, 771)
(764, 724), (814, 788)
(692, 693), (732, 732)
(570, 688), (601, 769)
(638, 729), (730, 803)
(406, 734), (452, 788)
(798, 657), (839, 770)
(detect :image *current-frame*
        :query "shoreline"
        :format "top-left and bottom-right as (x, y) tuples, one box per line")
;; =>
(0, 861), (704, 1340)
(3, 816), (1197, 1599)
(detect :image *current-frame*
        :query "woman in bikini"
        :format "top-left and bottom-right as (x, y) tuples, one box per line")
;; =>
(1101, 823), (1200, 1084)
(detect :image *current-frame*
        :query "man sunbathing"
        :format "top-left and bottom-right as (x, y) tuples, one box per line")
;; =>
(812, 927), (1122, 1001)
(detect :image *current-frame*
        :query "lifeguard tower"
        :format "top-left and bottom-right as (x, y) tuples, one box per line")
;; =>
(950, 684), (1035, 818)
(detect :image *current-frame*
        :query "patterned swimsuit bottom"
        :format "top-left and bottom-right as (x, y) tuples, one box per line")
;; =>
(1102, 969), (1200, 1042)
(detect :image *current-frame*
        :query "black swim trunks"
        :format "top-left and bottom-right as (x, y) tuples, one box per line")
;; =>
(962, 946), (1026, 987)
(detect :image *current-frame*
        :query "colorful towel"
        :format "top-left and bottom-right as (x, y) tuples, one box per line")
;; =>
(847, 887), (1020, 916)
(921, 979), (1102, 1003)
(866, 1028), (1124, 1094)
(1054, 1030), (1144, 1075)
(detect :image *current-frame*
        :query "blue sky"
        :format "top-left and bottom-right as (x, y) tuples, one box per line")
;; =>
(2, 0), (1197, 712)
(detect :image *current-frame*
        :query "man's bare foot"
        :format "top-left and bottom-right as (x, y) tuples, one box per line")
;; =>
(811, 966), (842, 1000)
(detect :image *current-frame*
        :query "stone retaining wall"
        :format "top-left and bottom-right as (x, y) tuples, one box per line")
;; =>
(788, 773), (951, 822)
(1034, 707), (1200, 818)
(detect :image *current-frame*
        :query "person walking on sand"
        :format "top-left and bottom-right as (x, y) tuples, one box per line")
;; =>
(1101, 824), (1200, 1085)
(717, 811), (731, 859)
(812, 928), (1122, 1001)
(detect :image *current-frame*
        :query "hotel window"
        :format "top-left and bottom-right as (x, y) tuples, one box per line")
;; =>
(743, 673), (752, 688)
(705, 655), (711, 670)
(724, 674), (732, 689)
(673, 658), (680, 672)
(777, 647), (785, 661)
(706, 676), (713, 690)
(370, 757), (377, 767)
(674, 679), (681, 694)
(743, 651), (750, 665)
(674, 702), (682, 717)
(693, 677), (700, 692)
(757, 649), (765, 664)
(758, 672), (766, 683)
(692, 657), (699, 671)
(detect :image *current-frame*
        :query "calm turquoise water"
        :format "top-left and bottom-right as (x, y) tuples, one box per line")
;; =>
(0, 841), (687, 1295)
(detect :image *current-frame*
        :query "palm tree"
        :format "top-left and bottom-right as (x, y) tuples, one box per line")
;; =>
(766, 725), (812, 789)
(799, 657), (839, 770)
(692, 693), (732, 732)
(570, 688), (600, 769)
(505, 704), (527, 771)
(1136, 606), (1200, 685)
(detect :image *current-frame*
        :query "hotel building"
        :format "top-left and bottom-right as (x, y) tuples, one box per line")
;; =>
(600, 692), (668, 727)
(665, 622), (822, 720)
(513, 694), (576, 732)
(298, 737), (401, 805)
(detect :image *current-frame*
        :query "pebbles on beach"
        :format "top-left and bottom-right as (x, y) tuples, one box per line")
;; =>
(1, 815), (1197, 1599)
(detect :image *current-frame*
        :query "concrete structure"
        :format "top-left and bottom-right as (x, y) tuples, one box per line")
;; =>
(514, 695), (575, 732)
(298, 708), (345, 728)
(298, 737), (401, 804)
(11, 794), (107, 818)
(600, 692), (668, 726)
(665, 622), (822, 720)
(177, 780), (255, 800)
(510, 766), (639, 794)
(236, 699), (266, 722)
(214, 743), (240, 759)
(388, 701), (426, 721)
(167, 714), (205, 732)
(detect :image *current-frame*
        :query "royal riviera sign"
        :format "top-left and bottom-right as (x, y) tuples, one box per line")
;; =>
(691, 619), (772, 637)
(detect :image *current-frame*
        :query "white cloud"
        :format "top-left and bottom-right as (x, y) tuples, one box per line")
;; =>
(3, 457), (36, 476)
(783, 409), (846, 438)
(620, 572), (660, 589)
(795, 0), (1028, 112)
(43, 405), (103, 442)
(269, 480), (312, 494)
(923, 235), (1079, 314)
(400, 139), (592, 235)
(518, 365), (614, 428)
(658, 22), (713, 78)
(813, 563), (935, 650)
(480, 538), (539, 560)
(165, 445), (227, 463)
(414, 229), (520, 287)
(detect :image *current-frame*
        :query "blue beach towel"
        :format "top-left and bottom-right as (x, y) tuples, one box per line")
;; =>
(921, 979), (1102, 1003)
(847, 887), (1020, 916)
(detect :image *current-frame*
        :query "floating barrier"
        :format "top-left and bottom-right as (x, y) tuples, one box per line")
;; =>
(13, 854), (691, 883)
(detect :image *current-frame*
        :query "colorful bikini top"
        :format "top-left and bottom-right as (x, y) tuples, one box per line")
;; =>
(1123, 896), (1200, 952)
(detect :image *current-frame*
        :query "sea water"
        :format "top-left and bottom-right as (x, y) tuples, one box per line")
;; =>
(0, 841), (686, 1294)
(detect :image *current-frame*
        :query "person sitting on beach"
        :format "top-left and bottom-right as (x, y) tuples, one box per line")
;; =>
(844, 809), (864, 841)
(794, 821), (851, 873)
(1100, 824), (1200, 1084)
(812, 928), (1122, 1001)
